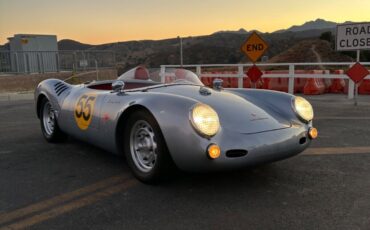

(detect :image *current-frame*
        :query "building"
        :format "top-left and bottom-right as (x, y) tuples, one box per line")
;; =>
(8, 34), (58, 73)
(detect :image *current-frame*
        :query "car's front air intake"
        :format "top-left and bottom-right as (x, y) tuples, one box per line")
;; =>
(225, 150), (248, 158)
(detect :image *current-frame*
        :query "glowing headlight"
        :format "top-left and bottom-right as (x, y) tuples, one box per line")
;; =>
(190, 104), (220, 137)
(294, 96), (314, 122)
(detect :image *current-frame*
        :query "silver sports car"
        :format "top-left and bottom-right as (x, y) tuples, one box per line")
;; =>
(35, 66), (317, 183)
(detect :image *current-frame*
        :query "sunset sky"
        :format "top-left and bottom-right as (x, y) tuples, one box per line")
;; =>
(0, 0), (369, 45)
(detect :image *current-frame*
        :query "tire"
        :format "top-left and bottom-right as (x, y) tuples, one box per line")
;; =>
(39, 97), (68, 142)
(123, 110), (174, 184)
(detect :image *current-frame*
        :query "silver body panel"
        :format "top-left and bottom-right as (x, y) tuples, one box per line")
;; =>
(35, 79), (312, 172)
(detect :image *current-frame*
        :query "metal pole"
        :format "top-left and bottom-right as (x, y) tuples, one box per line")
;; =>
(237, 65), (243, 88)
(14, 52), (19, 73)
(56, 52), (60, 72)
(354, 50), (360, 106)
(160, 65), (165, 83)
(95, 59), (99, 81)
(196, 65), (201, 78)
(179, 36), (183, 67)
(288, 64), (295, 94)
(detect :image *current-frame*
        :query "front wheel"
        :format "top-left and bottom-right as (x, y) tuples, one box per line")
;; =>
(39, 97), (67, 142)
(123, 110), (174, 183)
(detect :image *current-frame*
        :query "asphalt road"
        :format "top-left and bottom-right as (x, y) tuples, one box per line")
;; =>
(0, 95), (370, 230)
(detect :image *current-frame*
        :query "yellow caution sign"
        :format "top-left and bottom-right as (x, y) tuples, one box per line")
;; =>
(241, 31), (269, 63)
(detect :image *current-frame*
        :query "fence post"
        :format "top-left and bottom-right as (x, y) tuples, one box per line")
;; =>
(95, 59), (99, 81)
(73, 52), (77, 72)
(237, 65), (243, 88)
(14, 52), (20, 73)
(25, 53), (31, 74)
(56, 52), (60, 72)
(348, 64), (354, 99)
(288, 64), (295, 94)
(37, 53), (42, 73)
(160, 65), (165, 83)
(196, 65), (201, 78)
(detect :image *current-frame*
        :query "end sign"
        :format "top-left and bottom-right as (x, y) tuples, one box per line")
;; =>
(241, 31), (269, 63)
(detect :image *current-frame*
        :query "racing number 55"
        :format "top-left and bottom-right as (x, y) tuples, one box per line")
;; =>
(74, 94), (96, 130)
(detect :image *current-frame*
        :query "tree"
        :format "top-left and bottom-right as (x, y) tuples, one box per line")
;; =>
(319, 31), (333, 42)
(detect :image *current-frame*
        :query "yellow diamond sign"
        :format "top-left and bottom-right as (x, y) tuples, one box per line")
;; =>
(241, 31), (269, 63)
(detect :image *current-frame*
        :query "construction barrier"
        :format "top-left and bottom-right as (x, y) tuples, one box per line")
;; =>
(328, 70), (346, 93)
(294, 78), (307, 93)
(199, 69), (369, 95)
(359, 80), (370, 95)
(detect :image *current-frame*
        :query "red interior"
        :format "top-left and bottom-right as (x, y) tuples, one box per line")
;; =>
(135, 67), (150, 80)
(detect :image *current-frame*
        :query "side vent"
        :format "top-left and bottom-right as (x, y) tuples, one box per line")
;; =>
(54, 82), (69, 96)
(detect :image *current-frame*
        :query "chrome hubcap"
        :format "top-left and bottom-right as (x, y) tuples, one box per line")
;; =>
(129, 120), (157, 173)
(42, 101), (55, 136)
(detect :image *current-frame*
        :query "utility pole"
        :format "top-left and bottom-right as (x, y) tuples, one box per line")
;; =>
(178, 36), (183, 67)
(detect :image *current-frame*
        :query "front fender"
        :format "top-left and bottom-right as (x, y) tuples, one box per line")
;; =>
(226, 88), (306, 125)
(35, 79), (72, 119)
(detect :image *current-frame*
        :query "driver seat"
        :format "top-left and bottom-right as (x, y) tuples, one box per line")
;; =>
(134, 66), (150, 80)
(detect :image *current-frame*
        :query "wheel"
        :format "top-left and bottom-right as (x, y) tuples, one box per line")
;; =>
(39, 97), (67, 142)
(123, 110), (174, 183)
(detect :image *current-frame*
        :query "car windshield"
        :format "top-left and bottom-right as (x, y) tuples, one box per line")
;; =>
(118, 66), (204, 86)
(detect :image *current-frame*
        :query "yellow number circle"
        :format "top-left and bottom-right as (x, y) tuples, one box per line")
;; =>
(74, 94), (96, 130)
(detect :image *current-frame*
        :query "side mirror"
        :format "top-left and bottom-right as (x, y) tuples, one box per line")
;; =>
(112, 80), (125, 93)
(213, 79), (223, 90)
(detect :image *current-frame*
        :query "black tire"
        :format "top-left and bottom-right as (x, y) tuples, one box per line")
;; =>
(39, 97), (68, 142)
(123, 110), (174, 184)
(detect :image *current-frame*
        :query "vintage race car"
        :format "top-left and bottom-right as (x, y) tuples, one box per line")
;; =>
(35, 66), (317, 183)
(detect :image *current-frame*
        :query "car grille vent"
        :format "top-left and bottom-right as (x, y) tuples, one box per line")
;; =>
(54, 82), (69, 96)
(225, 150), (248, 158)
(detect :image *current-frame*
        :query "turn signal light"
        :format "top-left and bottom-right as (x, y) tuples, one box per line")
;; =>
(207, 144), (221, 159)
(308, 128), (318, 139)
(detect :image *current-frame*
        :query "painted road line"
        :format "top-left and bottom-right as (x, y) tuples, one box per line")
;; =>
(0, 175), (128, 226)
(0, 179), (138, 230)
(303, 146), (370, 155)
(315, 116), (370, 120)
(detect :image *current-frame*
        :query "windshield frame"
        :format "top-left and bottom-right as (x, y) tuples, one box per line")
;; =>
(118, 66), (204, 86)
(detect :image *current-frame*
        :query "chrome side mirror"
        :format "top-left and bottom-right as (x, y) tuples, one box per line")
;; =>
(213, 79), (223, 90)
(112, 80), (125, 93)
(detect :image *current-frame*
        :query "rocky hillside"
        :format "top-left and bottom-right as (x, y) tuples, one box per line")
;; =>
(269, 39), (353, 64)
(58, 28), (344, 72)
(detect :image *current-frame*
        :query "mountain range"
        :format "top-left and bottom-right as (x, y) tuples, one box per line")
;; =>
(1, 19), (363, 72)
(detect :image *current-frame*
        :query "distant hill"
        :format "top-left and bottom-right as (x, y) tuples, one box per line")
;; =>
(58, 39), (94, 50)
(275, 18), (339, 33)
(213, 28), (248, 35)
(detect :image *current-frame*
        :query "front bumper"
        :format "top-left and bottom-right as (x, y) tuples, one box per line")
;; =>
(165, 124), (311, 172)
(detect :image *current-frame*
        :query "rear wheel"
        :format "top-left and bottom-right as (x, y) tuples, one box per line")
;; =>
(123, 110), (174, 183)
(39, 97), (67, 142)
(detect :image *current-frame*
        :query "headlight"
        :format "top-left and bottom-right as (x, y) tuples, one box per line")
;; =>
(190, 104), (220, 137)
(294, 96), (314, 122)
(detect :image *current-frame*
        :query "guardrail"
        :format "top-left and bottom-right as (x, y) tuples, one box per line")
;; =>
(160, 62), (370, 99)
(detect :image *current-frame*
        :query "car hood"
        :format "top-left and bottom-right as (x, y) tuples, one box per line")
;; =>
(149, 85), (291, 134)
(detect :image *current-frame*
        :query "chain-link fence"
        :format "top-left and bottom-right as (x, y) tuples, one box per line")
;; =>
(0, 50), (116, 74)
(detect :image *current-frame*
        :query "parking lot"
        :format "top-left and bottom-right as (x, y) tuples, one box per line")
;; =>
(0, 94), (370, 230)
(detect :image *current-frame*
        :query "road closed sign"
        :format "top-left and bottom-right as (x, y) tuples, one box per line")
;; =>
(336, 22), (370, 51)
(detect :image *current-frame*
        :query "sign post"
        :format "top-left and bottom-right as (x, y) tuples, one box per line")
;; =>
(241, 32), (269, 88)
(336, 22), (370, 104)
